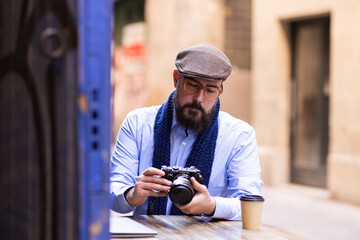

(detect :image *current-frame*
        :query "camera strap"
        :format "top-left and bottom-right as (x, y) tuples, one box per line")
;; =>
(147, 198), (155, 215)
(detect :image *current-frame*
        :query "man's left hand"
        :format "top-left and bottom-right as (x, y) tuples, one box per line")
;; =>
(176, 177), (216, 216)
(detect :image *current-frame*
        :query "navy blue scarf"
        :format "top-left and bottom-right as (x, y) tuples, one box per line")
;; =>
(149, 91), (220, 215)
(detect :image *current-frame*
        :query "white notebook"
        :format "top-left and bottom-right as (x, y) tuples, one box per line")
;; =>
(110, 217), (157, 238)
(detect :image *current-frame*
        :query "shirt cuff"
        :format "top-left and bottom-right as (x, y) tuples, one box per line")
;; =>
(110, 187), (135, 213)
(211, 197), (242, 220)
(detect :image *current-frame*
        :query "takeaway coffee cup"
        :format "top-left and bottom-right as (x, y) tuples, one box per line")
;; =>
(240, 195), (265, 230)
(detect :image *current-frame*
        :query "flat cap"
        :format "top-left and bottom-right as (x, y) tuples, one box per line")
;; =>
(175, 44), (232, 81)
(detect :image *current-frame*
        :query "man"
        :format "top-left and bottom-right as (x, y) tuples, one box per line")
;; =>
(110, 44), (263, 220)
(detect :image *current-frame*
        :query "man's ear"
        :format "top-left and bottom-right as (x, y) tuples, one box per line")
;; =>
(173, 69), (180, 87)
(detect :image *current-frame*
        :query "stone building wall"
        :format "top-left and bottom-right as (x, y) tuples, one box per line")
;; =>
(145, 0), (226, 106)
(252, 0), (360, 205)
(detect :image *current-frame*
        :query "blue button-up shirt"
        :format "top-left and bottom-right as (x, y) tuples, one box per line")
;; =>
(110, 105), (263, 220)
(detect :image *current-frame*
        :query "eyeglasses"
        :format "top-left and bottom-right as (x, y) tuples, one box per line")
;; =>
(182, 76), (223, 101)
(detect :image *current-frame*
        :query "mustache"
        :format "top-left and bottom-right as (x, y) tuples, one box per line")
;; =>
(183, 102), (205, 112)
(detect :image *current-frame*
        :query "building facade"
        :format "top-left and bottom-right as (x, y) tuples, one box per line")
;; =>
(252, 0), (360, 205)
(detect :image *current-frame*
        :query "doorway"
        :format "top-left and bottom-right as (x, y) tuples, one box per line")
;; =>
(290, 16), (330, 188)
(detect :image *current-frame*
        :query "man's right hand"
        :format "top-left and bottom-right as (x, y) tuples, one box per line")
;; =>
(125, 167), (172, 207)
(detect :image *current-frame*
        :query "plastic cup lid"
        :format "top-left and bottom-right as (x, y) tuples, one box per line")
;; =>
(240, 194), (265, 202)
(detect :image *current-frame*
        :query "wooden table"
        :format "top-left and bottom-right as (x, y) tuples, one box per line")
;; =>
(111, 215), (312, 240)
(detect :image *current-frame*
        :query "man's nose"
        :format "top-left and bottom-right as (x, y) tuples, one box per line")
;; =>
(193, 89), (205, 103)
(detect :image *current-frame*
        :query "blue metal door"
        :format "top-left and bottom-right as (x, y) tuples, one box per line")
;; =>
(78, 0), (112, 239)
(0, 1), (112, 239)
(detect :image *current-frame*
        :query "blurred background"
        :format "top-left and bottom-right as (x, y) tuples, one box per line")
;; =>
(1, 0), (360, 239)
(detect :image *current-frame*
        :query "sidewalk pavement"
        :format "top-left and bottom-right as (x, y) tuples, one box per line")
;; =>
(261, 184), (360, 240)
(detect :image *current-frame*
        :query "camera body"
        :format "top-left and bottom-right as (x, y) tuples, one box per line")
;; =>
(161, 165), (203, 206)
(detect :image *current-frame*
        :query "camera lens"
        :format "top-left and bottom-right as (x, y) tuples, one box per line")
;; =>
(169, 175), (194, 206)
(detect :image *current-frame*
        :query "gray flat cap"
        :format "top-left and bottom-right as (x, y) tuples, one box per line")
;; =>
(175, 44), (232, 81)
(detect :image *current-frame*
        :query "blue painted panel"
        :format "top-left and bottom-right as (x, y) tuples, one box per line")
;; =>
(78, 1), (112, 240)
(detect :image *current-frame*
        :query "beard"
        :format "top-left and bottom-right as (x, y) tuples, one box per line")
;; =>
(173, 92), (217, 133)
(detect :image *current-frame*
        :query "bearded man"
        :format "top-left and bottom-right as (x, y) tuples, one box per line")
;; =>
(110, 44), (263, 220)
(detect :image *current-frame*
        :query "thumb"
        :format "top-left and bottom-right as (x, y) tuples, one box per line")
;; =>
(190, 177), (205, 192)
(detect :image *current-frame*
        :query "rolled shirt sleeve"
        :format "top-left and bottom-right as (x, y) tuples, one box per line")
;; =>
(110, 108), (152, 213)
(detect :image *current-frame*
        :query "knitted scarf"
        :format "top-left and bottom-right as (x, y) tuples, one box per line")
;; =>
(149, 91), (220, 215)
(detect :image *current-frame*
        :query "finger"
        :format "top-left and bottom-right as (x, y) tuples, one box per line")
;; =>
(138, 175), (172, 186)
(177, 205), (191, 215)
(142, 167), (166, 177)
(136, 181), (171, 193)
(176, 197), (195, 211)
(174, 204), (187, 212)
(134, 189), (168, 199)
(150, 191), (168, 197)
(143, 189), (169, 197)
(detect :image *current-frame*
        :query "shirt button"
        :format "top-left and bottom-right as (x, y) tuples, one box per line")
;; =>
(182, 142), (186, 146)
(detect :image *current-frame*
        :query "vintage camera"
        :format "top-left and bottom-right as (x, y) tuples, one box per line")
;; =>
(161, 165), (203, 206)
